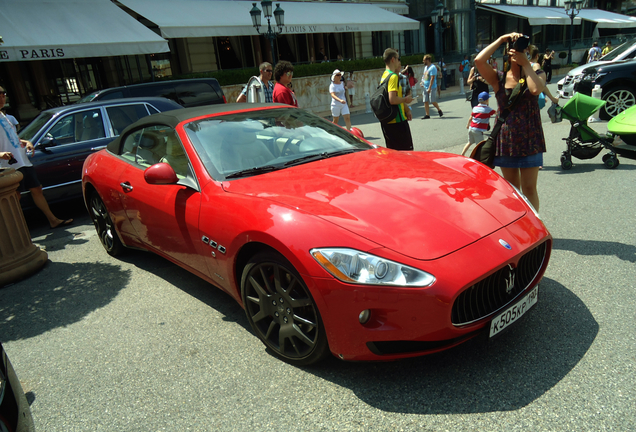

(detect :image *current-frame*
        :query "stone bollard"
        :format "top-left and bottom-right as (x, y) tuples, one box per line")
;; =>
(0, 168), (48, 287)
(365, 92), (372, 114)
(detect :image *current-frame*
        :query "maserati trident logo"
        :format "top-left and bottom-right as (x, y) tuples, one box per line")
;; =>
(504, 265), (515, 295)
(499, 239), (512, 250)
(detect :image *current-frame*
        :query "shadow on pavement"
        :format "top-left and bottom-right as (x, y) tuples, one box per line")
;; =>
(117, 251), (249, 330)
(303, 277), (597, 414)
(0, 261), (131, 341)
(553, 238), (636, 263)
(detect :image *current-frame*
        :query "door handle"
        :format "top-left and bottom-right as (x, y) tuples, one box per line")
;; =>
(120, 182), (133, 192)
(91, 145), (107, 151)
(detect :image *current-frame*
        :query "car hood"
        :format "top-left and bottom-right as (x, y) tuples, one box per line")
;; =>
(567, 60), (609, 76)
(222, 149), (527, 260)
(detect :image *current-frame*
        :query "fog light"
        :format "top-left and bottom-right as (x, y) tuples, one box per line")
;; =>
(359, 309), (370, 324)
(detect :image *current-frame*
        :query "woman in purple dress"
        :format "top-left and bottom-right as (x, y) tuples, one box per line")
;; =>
(474, 33), (547, 211)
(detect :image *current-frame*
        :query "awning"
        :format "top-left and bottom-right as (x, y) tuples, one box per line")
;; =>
(118, 0), (420, 38)
(576, 9), (636, 29)
(374, 2), (410, 16)
(0, 0), (169, 62)
(478, 5), (582, 26)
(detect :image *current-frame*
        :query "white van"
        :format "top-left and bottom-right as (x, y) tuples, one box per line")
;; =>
(557, 39), (636, 98)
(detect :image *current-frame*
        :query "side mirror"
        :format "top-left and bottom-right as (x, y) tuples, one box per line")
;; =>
(144, 163), (178, 185)
(36, 135), (56, 149)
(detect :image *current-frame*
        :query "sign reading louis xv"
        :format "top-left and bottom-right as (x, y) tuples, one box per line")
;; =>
(0, 48), (66, 61)
(282, 25), (361, 34)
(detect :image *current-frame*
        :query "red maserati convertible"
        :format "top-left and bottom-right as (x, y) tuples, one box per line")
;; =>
(82, 103), (552, 365)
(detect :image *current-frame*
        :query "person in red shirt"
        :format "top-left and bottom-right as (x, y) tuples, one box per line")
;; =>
(272, 61), (298, 107)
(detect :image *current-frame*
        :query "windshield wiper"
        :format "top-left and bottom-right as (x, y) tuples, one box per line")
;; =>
(224, 164), (283, 179)
(283, 149), (364, 167)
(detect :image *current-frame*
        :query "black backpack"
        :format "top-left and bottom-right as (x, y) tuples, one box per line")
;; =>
(370, 71), (399, 123)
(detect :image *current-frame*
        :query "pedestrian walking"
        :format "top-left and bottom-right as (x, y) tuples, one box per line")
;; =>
(0, 85), (72, 229)
(236, 62), (274, 103)
(460, 55), (470, 85)
(602, 40), (613, 56)
(421, 54), (443, 119)
(542, 49), (554, 83)
(467, 65), (489, 108)
(346, 71), (356, 107)
(587, 41), (602, 63)
(272, 61), (298, 107)
(329, 69), (351, 130)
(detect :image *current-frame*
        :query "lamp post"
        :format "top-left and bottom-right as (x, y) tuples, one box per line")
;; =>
(431, 1), (449, 89)
(250, 0), (285, 64)
(564, 0), (582, 65)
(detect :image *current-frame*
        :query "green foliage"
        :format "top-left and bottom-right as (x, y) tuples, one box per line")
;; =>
(167, 54), (427, 86)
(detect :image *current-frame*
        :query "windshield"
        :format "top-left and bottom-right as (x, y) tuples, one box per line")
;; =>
(77, 92), (99, 103)
(600, 40), (635, 61)
(185, 107), (372, 180)
(18, 111), (55, 142)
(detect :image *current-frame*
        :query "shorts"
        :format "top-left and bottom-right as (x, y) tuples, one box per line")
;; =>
(423, 89), (438, 103)
(331, 103), (350, 117)
(468, 129), (484, 144)
(380, 121), (413, 151)
(17, 166), (41, 191)
(494, 152), (544, 168)
(348, 87), (356, 96)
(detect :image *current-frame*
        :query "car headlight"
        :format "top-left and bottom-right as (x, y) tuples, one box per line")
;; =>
(311, 248), (435, 287)
(573, 74), (584, 83)
(510, 184), (541, 220)
(582, 72), (606, 82)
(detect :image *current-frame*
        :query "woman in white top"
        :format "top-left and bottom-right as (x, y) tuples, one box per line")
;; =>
(329, 69), (351, 130)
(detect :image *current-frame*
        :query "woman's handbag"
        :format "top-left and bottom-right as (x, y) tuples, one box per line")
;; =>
(465, 89), (474, 102)
(470, 80), (528, 168)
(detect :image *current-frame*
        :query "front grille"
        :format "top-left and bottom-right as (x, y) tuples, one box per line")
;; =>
(451, 241), (547, 326)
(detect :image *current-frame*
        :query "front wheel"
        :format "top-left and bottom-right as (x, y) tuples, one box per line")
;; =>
(601, 86), (636, 119)
(604, 156), (620, 169)
(241, 251), (329, 366)
(560, 154), (573, 170)
(89, 192), (124, 256)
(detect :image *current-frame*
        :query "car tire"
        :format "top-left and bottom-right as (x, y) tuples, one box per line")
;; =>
(241, 251), (329, 366)
(600, 86), (636, 119)
(89, 192), (124, 256)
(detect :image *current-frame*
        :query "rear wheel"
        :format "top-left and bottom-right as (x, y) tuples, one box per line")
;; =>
(560, 154), (573, 170)
(604, 155), (620, 169)
(89, 192), (124, 256)
(601, 86), (636, 119)
(241, 251), (329, 366)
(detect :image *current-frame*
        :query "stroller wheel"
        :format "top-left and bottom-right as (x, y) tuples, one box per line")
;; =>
(560, 154), (573, 170)
(604, 156), (620, 169)
(602, 153), (611, 162)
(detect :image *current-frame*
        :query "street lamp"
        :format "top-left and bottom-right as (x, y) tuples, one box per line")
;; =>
(431, 1), (449, 89)
(564, 0), (582, 65)
(250, 0), (285, 64)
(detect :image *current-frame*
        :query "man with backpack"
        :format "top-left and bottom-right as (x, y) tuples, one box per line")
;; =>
(378, 48), (413, 151)
(587, 42), (602, 63)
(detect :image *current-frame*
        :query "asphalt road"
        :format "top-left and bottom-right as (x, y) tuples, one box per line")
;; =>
(1, 87), (635, 431)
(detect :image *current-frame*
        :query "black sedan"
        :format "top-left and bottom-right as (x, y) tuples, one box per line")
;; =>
(17, 97), (182, 207)
(574, 59), (636, 119)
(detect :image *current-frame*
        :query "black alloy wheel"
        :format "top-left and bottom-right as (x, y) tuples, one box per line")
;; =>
(241, 251), (329, 366)
(90, 192), (124, 256)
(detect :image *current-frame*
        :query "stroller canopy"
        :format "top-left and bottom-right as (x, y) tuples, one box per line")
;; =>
(562, 92), (606, 121)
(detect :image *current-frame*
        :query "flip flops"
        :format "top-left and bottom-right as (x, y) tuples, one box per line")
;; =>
(51, 219), (73, 229)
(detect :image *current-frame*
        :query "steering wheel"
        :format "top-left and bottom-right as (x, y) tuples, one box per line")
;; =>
(281, 138), (303, 157)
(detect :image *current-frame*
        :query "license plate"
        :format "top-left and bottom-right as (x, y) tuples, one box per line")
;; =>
(489, 286), (538, 338)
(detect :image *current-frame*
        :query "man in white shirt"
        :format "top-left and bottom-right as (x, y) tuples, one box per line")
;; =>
(0, 86), (72, 229)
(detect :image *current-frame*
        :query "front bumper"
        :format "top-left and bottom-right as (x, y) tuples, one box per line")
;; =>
(308, 215), (551, 361)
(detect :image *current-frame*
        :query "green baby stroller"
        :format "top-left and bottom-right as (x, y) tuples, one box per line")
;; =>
(560, 93), (619, 170)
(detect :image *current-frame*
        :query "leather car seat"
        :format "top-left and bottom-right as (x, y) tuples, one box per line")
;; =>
(160, 134), (189, 177)
(220, 129), (274, 173)
(80, 114), (106, 141)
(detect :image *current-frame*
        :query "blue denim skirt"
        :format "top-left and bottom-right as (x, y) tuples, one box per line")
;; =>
(494, 152), (543, 168)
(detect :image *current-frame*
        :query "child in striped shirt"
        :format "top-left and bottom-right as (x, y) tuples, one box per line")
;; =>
(462, 91), (497, 156)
